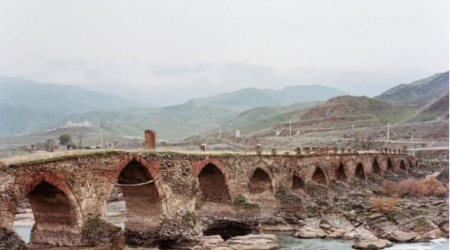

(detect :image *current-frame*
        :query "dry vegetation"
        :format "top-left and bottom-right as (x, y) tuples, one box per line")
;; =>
(371, 176), (447, 213)
(383, 177), (447, 197)
(371, 197), (399, 213)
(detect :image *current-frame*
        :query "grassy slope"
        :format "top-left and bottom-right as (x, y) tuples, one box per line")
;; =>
(376, 71), (449, 106)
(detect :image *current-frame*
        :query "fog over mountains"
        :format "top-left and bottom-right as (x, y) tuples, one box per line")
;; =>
(77, 64), (432, 106)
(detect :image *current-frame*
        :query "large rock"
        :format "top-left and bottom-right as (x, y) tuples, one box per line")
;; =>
(0, 227), (27, 250)
(343, 227), (378, 241)
(225, 234), (279, 250)
(195, 234), (279, 250)
(413, 229), (445, 242)
(295, 219), (326, 238)
(386, 230), (419, 242)
(439, 221), (449, 236)
(352, 238), (393, 249)
(81, 216), (125, 250)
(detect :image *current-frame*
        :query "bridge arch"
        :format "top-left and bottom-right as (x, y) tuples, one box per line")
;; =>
(311, 165), (328, 186)
(335, 162), (348, 182)
(387, 158), (395, 172)
(399, 159), (407, 172)
(249, 167), (273, 194)
(197, 163), (232, 205)
(113, 157), (163, 233)
(355, 163), (366, 180)
(372, 158), (382, 176)
(13, 174), (83, 246)
(292, 174), (306, 194)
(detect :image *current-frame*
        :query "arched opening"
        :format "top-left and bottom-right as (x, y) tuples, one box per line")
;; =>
(198, 164), (231, 204)
(372, 160), (381, 176)
(249, 168), (272, 194)
(387, 159), (394, 172)
(116, 160), (161, 233)
(400, 160), (406, 171)
(335, 163), (347, 182)
(292, 175), (306, 194)
(14, 181), (80, 246)
(203, 220), (253, 240)
(312, 167), (327, 185)
(409, 159), (414, 169)
(355, 164), (366, 180)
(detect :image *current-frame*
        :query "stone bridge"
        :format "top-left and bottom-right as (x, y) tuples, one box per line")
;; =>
(0, 150), (417, 248)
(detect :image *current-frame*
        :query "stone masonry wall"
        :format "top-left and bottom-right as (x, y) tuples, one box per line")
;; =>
(0, 151), (417, 247)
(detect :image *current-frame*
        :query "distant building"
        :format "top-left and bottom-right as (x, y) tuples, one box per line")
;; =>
(30, 139), (56, 152)
(65, 121), (92, 128)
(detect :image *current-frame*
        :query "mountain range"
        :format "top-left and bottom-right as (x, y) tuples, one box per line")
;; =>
(0, 77), (346, 138)
(200, 72), (449, 139)
(0, 71), (447, 140)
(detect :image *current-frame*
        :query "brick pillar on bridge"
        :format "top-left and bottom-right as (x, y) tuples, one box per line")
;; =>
(144, 130), (156, 150)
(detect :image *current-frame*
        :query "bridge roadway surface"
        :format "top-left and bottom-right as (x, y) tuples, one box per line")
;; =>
(0, 149), (417, 247)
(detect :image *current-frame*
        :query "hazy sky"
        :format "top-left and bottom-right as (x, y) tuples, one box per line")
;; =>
(0, 0), (448, 105)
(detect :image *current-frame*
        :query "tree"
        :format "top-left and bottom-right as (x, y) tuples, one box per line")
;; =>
(58, 134), (72, 146)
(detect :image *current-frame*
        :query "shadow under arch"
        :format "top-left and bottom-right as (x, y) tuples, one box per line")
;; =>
(372, 158), (382, 176)
(312, 165), (328, 186)
(292, 173), (306, 194)
(249, 167), (273, 194)
(335, 162), (348, 182)
(355, 163), (366, 180)
(13, 175), (83, 246)
(114, 158), (163, 233)
(399, 159), (407, 172)
(387, 158), (395, 172)
(197, 163), (232, 205)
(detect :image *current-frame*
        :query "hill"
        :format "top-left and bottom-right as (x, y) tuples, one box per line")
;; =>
(196, 102), (320, 138)
(408, 92), (449, 122)
(0, 76), (141, 135)
(186, 85), (347, 111)
(254, 96), (416, 137)
(0, 76), (141, 114)
(64, 85), (345, 140)
(376, 71), (449, 106)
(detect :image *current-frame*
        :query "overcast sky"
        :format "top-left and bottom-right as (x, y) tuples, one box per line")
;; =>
(0, 0), (448, 105)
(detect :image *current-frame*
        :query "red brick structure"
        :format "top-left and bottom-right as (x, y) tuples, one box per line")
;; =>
(144, 130), (156, 150)
(0, 150), (417, 248)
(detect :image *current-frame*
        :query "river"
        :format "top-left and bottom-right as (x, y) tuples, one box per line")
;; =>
(13, 226), (449, 250)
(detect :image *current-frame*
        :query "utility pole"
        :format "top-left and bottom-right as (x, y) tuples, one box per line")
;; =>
(219, 125), (222, 139)
(100, 126), (104, 148)
(387, 123), (390, 142)
(289, 117), (295, 139)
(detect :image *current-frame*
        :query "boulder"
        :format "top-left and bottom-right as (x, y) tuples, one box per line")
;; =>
(405, 216), (439, 234)
(343, 227), (378, 241)
(224, 234), (279, 250)
(295, 226), (326, 238)
(81, 216), (125, 250)
(439, 221), (449, 236)
(0, 227), (27, 250)
(352, 238), (393, 249)
(413, 229), (445, 242)
(386, 230), (419, 242)
(196, 234), (278, 250)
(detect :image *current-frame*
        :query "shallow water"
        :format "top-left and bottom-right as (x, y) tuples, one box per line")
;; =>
(277, 234), (449, 250)
(14, 226), (31, 243)
(13, 226), (450, 250)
